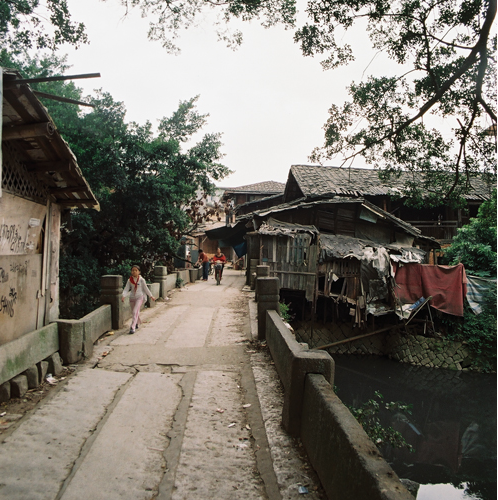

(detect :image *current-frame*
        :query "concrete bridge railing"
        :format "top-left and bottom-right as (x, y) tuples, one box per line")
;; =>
(265, 309), (413, 500)
(0, 267), (179, 402)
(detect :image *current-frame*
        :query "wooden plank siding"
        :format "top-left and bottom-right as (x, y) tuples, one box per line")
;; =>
(336, 206), (356, 237)
(259, 234), (317, 300)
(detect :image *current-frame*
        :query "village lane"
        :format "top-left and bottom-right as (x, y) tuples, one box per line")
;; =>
(0, 270), (324, 500)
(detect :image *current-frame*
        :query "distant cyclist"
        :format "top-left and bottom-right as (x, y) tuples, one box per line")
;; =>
(212, 247), (227, 280)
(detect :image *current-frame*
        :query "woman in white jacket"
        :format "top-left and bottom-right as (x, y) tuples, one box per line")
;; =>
(121, 265), (155, 334)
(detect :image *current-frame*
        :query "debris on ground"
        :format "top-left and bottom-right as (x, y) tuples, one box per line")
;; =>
(45, 374), (58, 385)
(0, 366), (75, 434)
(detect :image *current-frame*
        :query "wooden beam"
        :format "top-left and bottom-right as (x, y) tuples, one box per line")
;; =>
(33, 91), (95, 108)
(57, 199), (97, 207)
(3, 73), (101, 86)
(270, 270), (316, 276)
(49, 186), (89, 195)
(3, 122), (54, 141)
(312, 324), (402, 350)
(26, 161), (72, 172)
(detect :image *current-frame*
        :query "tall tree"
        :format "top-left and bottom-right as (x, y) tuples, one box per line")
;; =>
(2, 52), (231, 316)
(0, 0), (87, 52)
(119, 0), (496, 204)
(57, 92), (230, 317)
(301, 0), (497, 205)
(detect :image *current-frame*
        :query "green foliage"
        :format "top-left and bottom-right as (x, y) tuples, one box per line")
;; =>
(442, 286), (497, 372)
(279, 301), (294, 322)
(175, 277), (185, 288)
(440, 191), (497, 370)
(443, 189), (497, 276)
(121, 0), (295, 53)
(348, 391), (414, 452)
(120, 0), (496, 204)
(301, 0), (497, 204)
(58, 92), (230, 316)
(4, 52), (231, 318)
(0, 0), (87, 52)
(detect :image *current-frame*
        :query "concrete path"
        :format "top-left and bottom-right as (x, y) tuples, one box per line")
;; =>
(0, 270), (324, 500)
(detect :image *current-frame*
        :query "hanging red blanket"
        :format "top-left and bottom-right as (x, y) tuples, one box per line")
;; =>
(393, 263), (467, 317)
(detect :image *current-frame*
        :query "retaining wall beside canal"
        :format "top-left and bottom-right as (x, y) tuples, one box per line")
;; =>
(265, 310), (413, 500)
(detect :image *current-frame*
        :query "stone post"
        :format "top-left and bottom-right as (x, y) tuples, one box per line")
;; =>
(153, 266), (168, 299)
(100, 275), (124, 330)
(257, 277), (280, 340)
(255, 265), (270, 302)
(249, 259), (259, 289)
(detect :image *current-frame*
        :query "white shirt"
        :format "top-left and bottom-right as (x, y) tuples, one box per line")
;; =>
(122, 276), (153, 300)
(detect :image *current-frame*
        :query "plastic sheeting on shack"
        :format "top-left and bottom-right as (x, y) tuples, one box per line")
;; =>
(466, 275), (497, 314)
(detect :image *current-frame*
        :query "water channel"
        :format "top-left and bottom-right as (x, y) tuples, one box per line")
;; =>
(332, 354), (497, 500)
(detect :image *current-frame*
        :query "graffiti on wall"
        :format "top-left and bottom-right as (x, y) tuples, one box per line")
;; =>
(0, 224), (27, 254)
(0, 287), (17, 317)
(0, 260), (29, 319)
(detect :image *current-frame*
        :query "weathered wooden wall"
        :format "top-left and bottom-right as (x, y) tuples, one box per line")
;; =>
(259, 234), (317, 301)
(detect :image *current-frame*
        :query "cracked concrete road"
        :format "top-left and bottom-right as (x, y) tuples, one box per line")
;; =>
(0, 270), (325, 500)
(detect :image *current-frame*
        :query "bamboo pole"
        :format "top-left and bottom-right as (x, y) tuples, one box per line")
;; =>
(312, 324), (402, 350)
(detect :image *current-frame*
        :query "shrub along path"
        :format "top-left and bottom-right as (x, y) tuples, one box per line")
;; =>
(0, 270), (324, 500)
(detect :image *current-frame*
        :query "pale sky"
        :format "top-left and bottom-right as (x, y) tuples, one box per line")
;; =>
(63, 0), (387, 188)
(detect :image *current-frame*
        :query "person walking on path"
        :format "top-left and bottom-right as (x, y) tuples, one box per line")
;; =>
(198, 248), (210, 281)
(121, 265), (155, 334)
(212, 247), (227, 280)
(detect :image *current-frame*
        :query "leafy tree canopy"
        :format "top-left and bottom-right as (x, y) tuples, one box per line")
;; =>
(3, 52), (231, 317)
(121, 0), (496, 205)
(444, 188), (497, 276)
(0, 0), (87, 52)
(57, 91), (230, 316)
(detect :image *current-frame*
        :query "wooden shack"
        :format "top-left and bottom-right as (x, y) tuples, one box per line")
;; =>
(246, 219), (319, 301)
(243, 197), (439, 326)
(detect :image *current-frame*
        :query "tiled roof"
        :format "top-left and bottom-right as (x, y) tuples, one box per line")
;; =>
(225, 181), (286, 194)
(289, 165), (494, 201)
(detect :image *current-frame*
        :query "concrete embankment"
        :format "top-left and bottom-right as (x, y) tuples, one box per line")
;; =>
(265, 310), (413, 500)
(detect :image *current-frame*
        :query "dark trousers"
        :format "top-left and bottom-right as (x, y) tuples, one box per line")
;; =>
(202, 261), (210, 280)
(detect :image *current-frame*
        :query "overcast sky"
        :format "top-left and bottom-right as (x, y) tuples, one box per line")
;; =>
(63, 0), (388, 188)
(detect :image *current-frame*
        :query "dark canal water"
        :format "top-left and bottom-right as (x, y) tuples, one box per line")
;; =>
(332, 355), (497, 500)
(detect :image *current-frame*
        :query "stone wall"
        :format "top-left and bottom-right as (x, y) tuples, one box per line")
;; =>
(294, 321), (472, 371)
(0, 323), (59, 387)
(385, 333), (470, 370)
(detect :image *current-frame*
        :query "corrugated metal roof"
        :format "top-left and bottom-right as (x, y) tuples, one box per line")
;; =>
(319, 233), (427, 262)
(289, 165), (494, 201)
